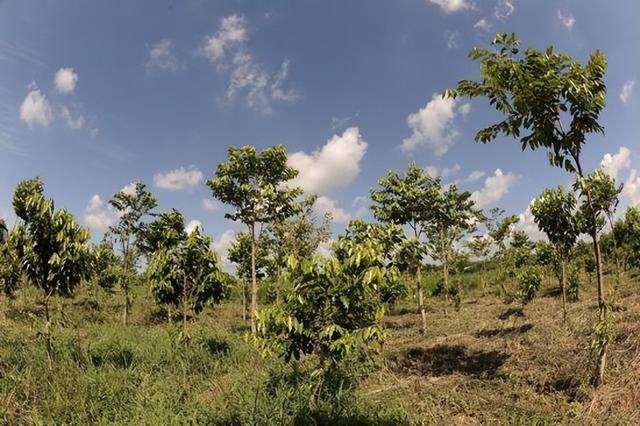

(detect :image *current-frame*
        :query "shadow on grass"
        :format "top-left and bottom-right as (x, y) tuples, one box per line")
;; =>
(543, 287), (561, 297)
(474, 323), (534, 338)
(199, 336), (231, 356)
(391, 344), (508, 378)
(90, 346), (135, 369)
(498, 307), (524, 320)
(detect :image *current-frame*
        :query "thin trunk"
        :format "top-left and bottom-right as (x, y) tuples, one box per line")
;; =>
(122, 238), (129, 326)
(250, 224), (258, 334)
(242, 278), (247, 321)
(417, 267), (427, 335)
(575, 157), (608, 386)
(182, 274), (188, 336)
(167, 306), (172, 325)
(561, 256), (568, 323)
(441, 229), (449, 317)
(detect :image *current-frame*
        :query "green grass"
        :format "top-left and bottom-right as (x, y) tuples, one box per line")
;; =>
(1, 272), (639, 425)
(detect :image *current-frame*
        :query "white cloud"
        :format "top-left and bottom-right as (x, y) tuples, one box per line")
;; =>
(425, 163), (461, 178)
(447, 32), (461, 49)
(557, 10), (575, 30)
(201, 14), (248, 63)
(352, 195), (369, 219)
(514, 200), (546, 241)
(600, 147), (631, 182)
(200, 14), (296, 113)
(458, 103), (471, 116)
(146, 39), (179, 71)
(212, 229), (237, 272)
(121, 182), (137, 196)
(185, 219), (202, 234)
(154, 166), (204, 191)
(470, 168), (518, 209)
(60, 106), (85, 130)
(288, 127), (367, 195)
(401, 93), (466, 156)
(202, 198), (219, 212)
(84, 194), (115, 232)
(315, 239), (334, 259)
(620, 80), (635, 104)
(54, 67), (78, 93)
(314, 196), (351, 223)
(474, 18), (491, 30)
(428, 0), (472, 13)
(89, 128), (100, 137)
(624, 170), (640, 206)
(463, 170), (485, 183)
(494, 0), (515, 21)
(20, 84), (53, 127)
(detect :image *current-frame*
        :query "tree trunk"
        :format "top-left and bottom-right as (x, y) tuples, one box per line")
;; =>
(182, 274), (188, 336)
(441, 229), (449, 317)
(123, 284), (129, 325)
(561, 256), (568, 323)
(250, 224), (258, 334)
(242, 278), (247, 321)
(416, 267), (427, 335)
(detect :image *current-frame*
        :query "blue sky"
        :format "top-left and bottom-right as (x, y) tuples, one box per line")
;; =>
(1, 0), (639, 259)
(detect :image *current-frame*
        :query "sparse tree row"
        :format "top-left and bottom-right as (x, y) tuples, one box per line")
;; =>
(0, 34), (634, 395)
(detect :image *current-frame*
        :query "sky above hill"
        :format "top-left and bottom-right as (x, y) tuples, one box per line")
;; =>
(1, 0), (639, 264)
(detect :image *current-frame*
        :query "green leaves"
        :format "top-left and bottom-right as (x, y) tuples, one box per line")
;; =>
(446, 33), (608, 174)
(531, 186), (579, 257)
(207, 145), (302, 227)
(11, 178), (90, 298)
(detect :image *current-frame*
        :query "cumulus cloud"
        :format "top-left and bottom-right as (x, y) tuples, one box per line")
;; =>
(154, 166), (204, 191)
(620, 80), (635, 104)
(557, 10), (575, 30)
(84, 194), (115, 231)
(624, 170), (640, 206)
(288, 127), (367, 195)
(425, 163), (461, 178)
(54, 67), (78, 93)
(121, 182), (137, 196)
(428, 0), (472, 13)
(20, 83), (53, 127)
(514, 200), (546, 241)
(185, 219), (203, 234)
(474, 18), (491, 30)
(200, 14), (297, 113)
(470, 168), (518, 209)
(494, 0), (515, 21)
(401, 93), (469, 156)
(202, 198), (219, 212)
(60, 106), (85, 130)
(314, 196), (351, 223)
(600, 147), (631, 181)
(146, 39), (179, 71)
(212, 229), (237, 272)
(463, 170), (485, 183)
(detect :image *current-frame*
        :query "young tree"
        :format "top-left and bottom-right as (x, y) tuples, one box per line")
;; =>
(446, 33), (613, 385)
(148, 227), (227, 336)
(267, 195), (331, 300)
(0, 228), (22, 300)
(138, 208), (186, 257)
(465, 235), (492, 295)
(531, 187), (580, 322)
(575, 170), (622, 386)
(91, 237), (120, 292)
(12, 178), (91, 366)
(227, 232), (271, 321)
(109, 182), (157, 325)
(253, 233), (398, 384)
(426, 182), (479, 316)
(370, 163), (437, 334)
(207, 145), (302, 333)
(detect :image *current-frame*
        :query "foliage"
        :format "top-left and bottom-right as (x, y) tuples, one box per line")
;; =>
(207, 144), (302, 332)
(445, 32), (607, 174)
(531, 187), (579, 257)
(138, 208), (185, 257)
(12, 178), (91, 304)
(228, 232), (271, 282)
(516, 266), (542, 305)
(90, 238), (120, 292)
(148, 228), (228, 332)
(575, 170), (622, 234)
(0, 229), (22, 296)
(254, 236), (397, 367)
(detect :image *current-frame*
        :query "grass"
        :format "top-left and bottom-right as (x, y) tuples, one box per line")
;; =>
(1, 271), (639, 425)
